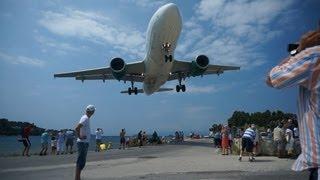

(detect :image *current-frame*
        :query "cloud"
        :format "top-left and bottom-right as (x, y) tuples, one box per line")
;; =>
(0, 51), (45, 67)
(39, 8), (145, 57)
(35, 35), (87, 55)
(176, 0), (296, 68)
(186, 85), (219, 94)
(121, 0), (169, 8)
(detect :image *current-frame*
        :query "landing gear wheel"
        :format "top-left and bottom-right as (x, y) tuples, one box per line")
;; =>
(181, 85), (186, 92)
(134, 87), (138, 95)
(176, 85), (180, 92)
(165, 55), (172, 62)
(128, 87), (132, 95)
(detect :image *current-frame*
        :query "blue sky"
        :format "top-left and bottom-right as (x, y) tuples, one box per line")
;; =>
(0, 0), (319, 136)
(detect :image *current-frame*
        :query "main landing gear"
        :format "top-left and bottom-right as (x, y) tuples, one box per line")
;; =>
(162, 42), (172, 63)
(176, 77), (186, 93)
(128, 81), (138, 95)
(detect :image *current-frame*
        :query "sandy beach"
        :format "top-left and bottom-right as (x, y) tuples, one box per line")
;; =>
(0, 139), (308, 180)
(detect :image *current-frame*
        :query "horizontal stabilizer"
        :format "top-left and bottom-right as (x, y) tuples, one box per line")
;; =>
(120, 88), (173, 94)
(120, 89), (144, 94)
(156, 88), (174, 92)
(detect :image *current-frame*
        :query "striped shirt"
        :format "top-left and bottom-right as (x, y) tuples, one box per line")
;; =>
(268, 45), (320, 171)
(242, 128), (256, 141)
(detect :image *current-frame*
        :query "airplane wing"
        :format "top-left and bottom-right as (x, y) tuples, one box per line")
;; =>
(168, 60), (240, 81)
(54, 61), (145, 82)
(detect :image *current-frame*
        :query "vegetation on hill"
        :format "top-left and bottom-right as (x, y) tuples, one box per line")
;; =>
(0, 118), (54, 136)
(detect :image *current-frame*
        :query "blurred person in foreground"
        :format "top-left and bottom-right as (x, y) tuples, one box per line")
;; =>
(267, 29), (320, 180)
(75, 105), (95, 180)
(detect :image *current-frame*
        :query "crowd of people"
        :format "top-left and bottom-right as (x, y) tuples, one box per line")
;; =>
(19, 124), (106, 156)
(40, 129), (76, 156)
(210, 118), (300, 161)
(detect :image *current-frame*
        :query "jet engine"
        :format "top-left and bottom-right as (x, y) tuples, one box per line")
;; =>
(110, 57), (126, 80)
(190, 55), (209, 76)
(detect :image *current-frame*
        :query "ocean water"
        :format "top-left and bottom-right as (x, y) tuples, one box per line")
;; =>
(0, 135), (121, 156)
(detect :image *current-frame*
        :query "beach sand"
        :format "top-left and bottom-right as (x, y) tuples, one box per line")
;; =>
(0, 139), (308, 180)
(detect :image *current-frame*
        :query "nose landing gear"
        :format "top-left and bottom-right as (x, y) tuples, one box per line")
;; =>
(162, 42), (173, 63)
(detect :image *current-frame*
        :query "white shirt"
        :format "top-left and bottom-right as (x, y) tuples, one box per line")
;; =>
(96, 130), (103, 140)
(77, 114), (91, 143)
(242, 128), (256, 141)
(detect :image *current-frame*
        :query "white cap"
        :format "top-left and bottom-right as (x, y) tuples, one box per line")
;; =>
(86, 105), (96, 112)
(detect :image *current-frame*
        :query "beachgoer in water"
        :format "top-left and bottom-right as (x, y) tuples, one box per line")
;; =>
(40, 130), (49, 156)
(75, 105), (95, 180)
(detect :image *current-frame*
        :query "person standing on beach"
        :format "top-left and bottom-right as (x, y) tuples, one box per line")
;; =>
(267, 29), (320, 179)
(95, 128), (103, 152)
(75, 105), (95, 180)
(221, 125), (229, 155)
(65, 129), (75, 154)
(238, 124), (256, 162)
(273, 123), (285, 158)
(40, 130), (49, 156)
(138, 131), (143, 148)
(51, 135), (57, 155)
(119, 129), (126, 149)
(21, 124), (33, 156)
(142, 131), (148, 145)
(57, 130), (65, 155)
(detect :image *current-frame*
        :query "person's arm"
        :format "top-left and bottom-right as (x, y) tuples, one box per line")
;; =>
(267, 31), (320, 89)
(75, 124), (85, 139)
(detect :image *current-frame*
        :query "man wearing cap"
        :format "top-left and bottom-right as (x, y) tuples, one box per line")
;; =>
(75, 105), (95, 180)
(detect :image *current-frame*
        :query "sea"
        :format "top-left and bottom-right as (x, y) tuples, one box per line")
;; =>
(0, 135), (121, 156)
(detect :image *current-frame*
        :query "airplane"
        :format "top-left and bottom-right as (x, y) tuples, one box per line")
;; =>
(54, 3), (240, 95)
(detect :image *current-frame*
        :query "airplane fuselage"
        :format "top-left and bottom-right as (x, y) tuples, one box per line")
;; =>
(143, 3), (182, 95)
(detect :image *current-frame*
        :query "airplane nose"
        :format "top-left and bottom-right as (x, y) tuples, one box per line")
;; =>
(163, 3), (179, 17)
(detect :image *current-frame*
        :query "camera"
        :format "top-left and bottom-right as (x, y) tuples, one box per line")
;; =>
(288, 43), (299, 56)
